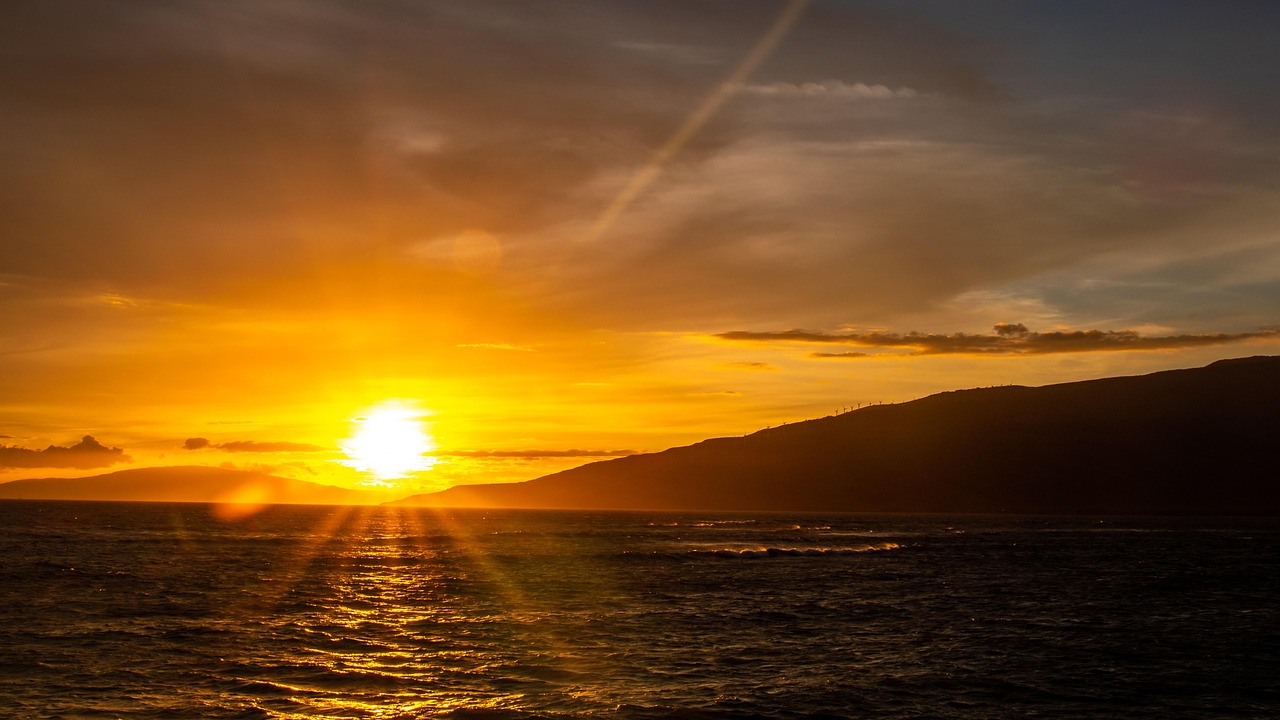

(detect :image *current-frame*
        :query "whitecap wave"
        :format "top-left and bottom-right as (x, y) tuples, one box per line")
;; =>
(691, 542), (901, 558)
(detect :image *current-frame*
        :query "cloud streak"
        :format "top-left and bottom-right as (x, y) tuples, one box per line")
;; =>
(736, 80), (918, 99)
(722, 361), (777, 371)
(0, 436), (130, 469)
(437, 449), (639, 459)
(184, 438), (327, 453)
(718, 324), (1278, 357)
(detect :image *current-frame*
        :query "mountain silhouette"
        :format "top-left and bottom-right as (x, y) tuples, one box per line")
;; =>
(393, 356), (1280, 514)
(0, 466), (372, 505)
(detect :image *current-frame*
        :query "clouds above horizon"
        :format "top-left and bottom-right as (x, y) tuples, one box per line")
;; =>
(718, 324), (1279, 357)
(0, 436), (130, 469)
(3, 0), (1276, 337)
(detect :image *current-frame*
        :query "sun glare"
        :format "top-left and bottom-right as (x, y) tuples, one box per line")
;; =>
(339, 402), (437, 483)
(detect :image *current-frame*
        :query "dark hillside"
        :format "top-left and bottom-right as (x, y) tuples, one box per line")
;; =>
(393, 356), (1280, 514)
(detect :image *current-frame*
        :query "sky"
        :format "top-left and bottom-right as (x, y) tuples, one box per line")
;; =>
(4, 0), (1280, 493)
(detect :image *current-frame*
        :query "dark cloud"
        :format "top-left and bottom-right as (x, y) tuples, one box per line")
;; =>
(0, 435), (130, 469)
(810, 351), (870, 359)
(437, 449), (638, 459)
(993, 322), (1029, 337)
(0, 0), (752, 285)
(0, 1), (1027, 315)
(723, 361), (777, 371)
(2, 1), (1278, 339)
(184, 439), (327, 453)
(216, 441), (328, 453)
(720, 324), (1278, 356)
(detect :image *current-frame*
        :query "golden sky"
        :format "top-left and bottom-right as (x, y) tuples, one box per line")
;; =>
(3, 1), (1280, 494)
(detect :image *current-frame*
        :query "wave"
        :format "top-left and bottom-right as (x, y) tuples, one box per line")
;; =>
(688, 542), (901, 558)
(646, 519), (760, 528)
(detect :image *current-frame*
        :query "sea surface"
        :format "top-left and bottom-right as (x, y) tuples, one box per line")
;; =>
(1, 501), (1277, 719)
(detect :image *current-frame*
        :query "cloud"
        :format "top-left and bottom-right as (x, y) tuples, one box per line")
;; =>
(993, 322), (1030, 337)
(0, 0), (760, 287)
(0, 435), (131, 469)
(216, 441), (328, 453)
(810, 352), (870, 359)
(528, 118), (1227, 330)
(3, 0), (1279, 364)
(722, 361), (777, 371)
(437, 449), (639, 459)
(615, 41), (725, 66)
(0, 1), (1007, 305)
(737, 80), (918, 99)
(718, 324), (1278, 356)
(184, 439), (327, 453)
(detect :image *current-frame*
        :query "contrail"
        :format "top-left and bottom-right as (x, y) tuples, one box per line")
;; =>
(588, 0), (810, 242)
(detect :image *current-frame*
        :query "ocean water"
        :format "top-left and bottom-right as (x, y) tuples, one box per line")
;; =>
(1, 502), (1277, 719)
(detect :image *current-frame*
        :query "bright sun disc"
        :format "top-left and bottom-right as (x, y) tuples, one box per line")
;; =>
(339, 402), (437, 482)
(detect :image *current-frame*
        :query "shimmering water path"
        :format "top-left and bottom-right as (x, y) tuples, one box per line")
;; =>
(1, 501), (1277, 718)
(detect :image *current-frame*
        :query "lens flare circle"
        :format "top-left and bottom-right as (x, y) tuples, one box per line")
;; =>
(339, 402), (436, 481)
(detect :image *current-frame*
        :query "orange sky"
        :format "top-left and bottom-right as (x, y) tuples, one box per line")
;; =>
(3, 1), (1280, 494)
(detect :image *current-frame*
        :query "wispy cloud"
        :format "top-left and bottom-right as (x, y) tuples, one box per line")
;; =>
(736, 80), (917, 99)
(437, 449), (638, 459)
(0, 436), (130, 469)
(183, 438), (328, 453)
(721, 361), (777, 371)
(615, 41), (725, 65)
(718, 324), (1278, 356)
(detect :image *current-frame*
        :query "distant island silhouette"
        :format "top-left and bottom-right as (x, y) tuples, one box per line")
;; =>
(0, 466), (371, 505)
(392, 356), (1280, 514)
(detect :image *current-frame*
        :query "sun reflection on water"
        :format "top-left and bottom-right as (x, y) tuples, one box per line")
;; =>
(215, 505), (602, 718)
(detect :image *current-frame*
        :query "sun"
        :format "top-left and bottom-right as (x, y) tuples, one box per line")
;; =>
(339, 401), (437, 483)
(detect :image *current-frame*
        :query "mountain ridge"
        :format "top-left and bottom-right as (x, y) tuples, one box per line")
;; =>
(391, 356), (1280, 514)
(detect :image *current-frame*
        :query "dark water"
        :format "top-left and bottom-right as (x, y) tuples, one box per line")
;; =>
(1, 502), (1277, 719)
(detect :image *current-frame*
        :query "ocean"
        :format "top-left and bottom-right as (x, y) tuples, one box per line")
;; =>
(1, 501), (1276, 719)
